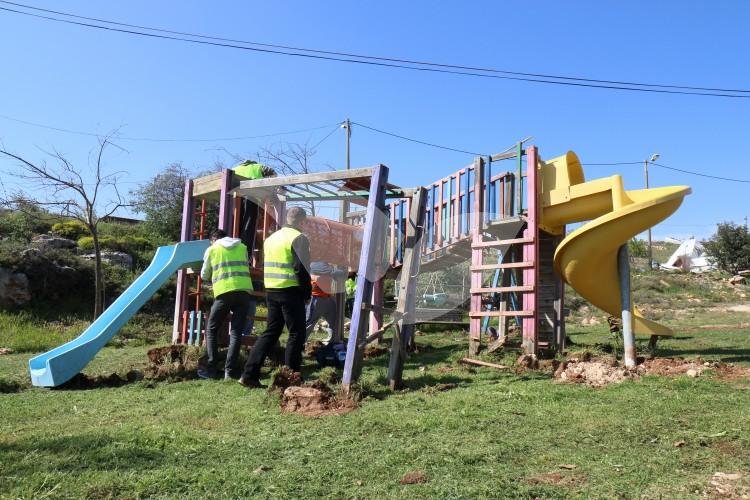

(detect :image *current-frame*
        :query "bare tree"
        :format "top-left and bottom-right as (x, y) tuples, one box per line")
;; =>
(0, 137), (129, 317)
(257, 141), (330, 216)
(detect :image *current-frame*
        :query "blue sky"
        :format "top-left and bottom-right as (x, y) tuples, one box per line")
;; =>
(1, 1), (748, 241)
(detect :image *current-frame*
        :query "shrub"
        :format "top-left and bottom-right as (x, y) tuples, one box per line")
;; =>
(0, 239), (25, 268)
(628, 238), (648, 258)
(703, 223), (750, 275)
(51, 219), (90, 240)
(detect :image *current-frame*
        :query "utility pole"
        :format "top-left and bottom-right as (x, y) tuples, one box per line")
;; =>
(645, 153), (659, 270)
(340, 118), (351, 223)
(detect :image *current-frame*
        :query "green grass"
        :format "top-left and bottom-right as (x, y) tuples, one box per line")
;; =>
(1, 307), (749, 498)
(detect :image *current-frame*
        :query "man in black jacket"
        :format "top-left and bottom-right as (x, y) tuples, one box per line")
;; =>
(240, 207), (311, 387)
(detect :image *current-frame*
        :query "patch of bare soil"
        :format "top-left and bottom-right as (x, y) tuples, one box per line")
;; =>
(363, 344), (389, 358)
(555, 356), (750, 387)
(526, 471), (586, 487)
(280, 379), (357, 417)
(399, 471), (428, 485)
(702, 471), (747, 498)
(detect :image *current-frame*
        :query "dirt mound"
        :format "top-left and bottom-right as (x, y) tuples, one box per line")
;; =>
(556, 360), (640, 387)
(280, 380), (357, 417)
(268, 366), (303, 393)
(304, 340), (324, 357)
(556, 356), (750, 387)
(144, 345), (200, 382)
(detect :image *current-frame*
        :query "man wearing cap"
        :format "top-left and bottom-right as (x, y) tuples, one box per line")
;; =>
(198, 229), (254, 380)
(240, 207), (312, 388)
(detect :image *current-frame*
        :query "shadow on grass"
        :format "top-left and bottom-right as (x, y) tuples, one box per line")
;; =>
(0, 433), (166, 475)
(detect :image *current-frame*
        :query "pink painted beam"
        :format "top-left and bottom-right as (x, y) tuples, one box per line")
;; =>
(522, 146), (539, 355)
(469, 157), (484, 355)
(172, 179), (194, 343)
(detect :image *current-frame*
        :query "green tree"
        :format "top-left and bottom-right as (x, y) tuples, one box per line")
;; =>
(703, 222), (750, 275)
(130, 163), (190, 241)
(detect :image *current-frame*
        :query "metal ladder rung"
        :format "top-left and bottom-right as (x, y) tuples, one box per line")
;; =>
(470, 261), (534, 271)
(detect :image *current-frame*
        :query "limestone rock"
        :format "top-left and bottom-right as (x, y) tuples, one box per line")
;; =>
(81, 251), (133, 269)
(0, 268), (31, 307)
(31, 234), (77, 251)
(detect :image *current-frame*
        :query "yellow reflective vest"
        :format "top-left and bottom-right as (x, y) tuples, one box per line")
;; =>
(232, 161), (264, 179)
(206, 242), (253, 297)
(264, 227), (301, 289)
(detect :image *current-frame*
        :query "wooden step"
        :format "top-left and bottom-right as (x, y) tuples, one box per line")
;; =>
(470, 285), (534, 294)
(471, 237), (534, 249)
(469, 310), (534, 318)
(470, 261), (533, 271)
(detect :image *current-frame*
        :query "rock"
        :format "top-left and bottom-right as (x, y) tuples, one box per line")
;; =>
(728, 275), (746, 285)
(0, 268), (31, 307)
(81, 251), (133, 269)
(31, 234), (77, 251)
(686, 368), (700, 378)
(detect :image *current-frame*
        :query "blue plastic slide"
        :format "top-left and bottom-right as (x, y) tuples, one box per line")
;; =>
(29, 240), (210, 387)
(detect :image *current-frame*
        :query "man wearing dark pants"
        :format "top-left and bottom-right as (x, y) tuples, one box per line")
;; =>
(198, 229), (254, 380)
(240, 207), (311, 388)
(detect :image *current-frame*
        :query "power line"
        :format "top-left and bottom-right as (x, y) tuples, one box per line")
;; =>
(2, 4), (750, 99)
(584, 160), (750, 184)
(353, 121), (486, 156)
(0, 113), (338, 143)
(310, 123), (343, 151)
(651, 161), (750, 184)
(4, 0), (750, 96)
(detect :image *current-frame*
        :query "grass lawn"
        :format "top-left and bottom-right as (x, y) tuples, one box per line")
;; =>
(1, 305), (749, 499)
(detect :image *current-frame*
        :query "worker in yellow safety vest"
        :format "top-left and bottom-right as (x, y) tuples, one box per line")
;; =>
(345, 273), (356, 317)
(240, 207), (312, 388)
(198, 229), (255, 380)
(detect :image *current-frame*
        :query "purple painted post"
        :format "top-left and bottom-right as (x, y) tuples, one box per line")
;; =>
(172, 179), (194, 342)
(342, 164), (389, 393)
(218, 169), (233, 232)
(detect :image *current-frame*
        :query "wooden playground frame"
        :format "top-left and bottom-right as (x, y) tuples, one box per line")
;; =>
(172, 144), (566, 391)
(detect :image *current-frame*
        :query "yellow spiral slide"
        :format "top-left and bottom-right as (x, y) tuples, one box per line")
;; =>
(538, 152), (691, 337)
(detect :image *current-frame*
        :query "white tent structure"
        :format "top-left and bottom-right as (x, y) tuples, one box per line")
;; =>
(660, 237), (715, 273)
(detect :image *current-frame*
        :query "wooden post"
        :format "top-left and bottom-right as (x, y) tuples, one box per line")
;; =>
(522, 146), (539, 354)
(469, 157), (485, 355)
(618, 244), (637, 367)
(388, 187), (427, 389)
(172, 179), (194, 343)
(218, 169), (233, 232)
(369, 278), (384, 344)
(554, 231), (566, 352)
(463, 170), (471, 236)
(436, 180), (443, 248)
(342, 165), (389, 393)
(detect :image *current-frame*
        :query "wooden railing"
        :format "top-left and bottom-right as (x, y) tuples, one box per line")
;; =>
(388, 153), (526, 267)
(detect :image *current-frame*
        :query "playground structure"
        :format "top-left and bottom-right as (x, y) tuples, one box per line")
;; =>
(28, 143), (690, 389)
